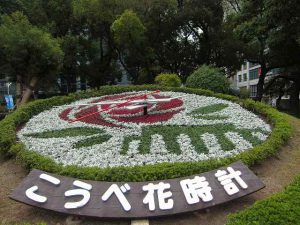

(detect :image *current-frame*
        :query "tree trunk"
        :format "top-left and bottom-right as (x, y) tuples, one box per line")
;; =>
(255, 64), (267, 102)
(276, 82), (286, 110)
(15, 75), (23, 107)
(19, 76), (39, 106)
(289, 80), (300, 115)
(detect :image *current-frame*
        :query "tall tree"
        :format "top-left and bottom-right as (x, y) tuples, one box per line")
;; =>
(230, 0), (276, 101)
(73, 0), (240, 82)
(111, 10), (149, 83)
(230, 0), (300, 109)
(264, 0), (300, 114)
(72, 0), (128, 85)
(18, 0), (75, 37)
(0, 12), (63, 106)
(178, 0), (224, 66)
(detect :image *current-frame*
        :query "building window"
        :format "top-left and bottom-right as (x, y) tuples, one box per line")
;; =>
(238, 75), (242, 82)
(249, 68), (259, 80)
(243, 73), (247, 81)
(250, 85), (257, 97)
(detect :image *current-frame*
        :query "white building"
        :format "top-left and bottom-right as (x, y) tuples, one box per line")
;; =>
(231, 62), (281, 98)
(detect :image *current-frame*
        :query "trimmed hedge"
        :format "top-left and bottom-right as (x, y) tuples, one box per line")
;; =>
(226, 171), (300, 225)
(0, 85), (292, 182)
(186, 65), (230, 93)
(154, 73), (182, 87)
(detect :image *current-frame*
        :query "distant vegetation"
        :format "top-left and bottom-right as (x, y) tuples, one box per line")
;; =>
(0, 0), (298, 113)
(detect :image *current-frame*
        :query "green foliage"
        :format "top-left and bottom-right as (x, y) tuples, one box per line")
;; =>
(121, 124), (265, 155)
(0, 12), (63, 75)
(0, 0), (244, 88)
(188, 103), (229, 120)
(111, 10), (146, 48)
(190, 103), (228, 114)
(73, 134), (111, 149)
(0, 12), (63, 87)
(25, 127), (102, 138)
(227, 171), (300, 225)
(24, 125), (111, 149)
(154, 73), (182, 87)
(229, 0), (300, 104)
(186, 65), (230, 93)
(71, 0), (241, 83)
(239, 87), (250, 99)
(0, 0), (21, 14)
(17, 0), (74, 37)
(0, 85), (292, 182)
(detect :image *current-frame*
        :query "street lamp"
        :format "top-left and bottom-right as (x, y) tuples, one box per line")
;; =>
(6, 82), (12, 95)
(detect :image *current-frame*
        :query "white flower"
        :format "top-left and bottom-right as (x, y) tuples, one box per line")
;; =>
(18, 91), (271, 168)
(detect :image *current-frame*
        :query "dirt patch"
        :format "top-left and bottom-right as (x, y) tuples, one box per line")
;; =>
(1, 115), (300, 225)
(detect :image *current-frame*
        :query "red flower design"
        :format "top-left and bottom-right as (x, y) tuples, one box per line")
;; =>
(60, 93), (184, 127)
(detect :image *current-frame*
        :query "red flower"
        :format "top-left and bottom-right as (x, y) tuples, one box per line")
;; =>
(60, 93), (184, 127)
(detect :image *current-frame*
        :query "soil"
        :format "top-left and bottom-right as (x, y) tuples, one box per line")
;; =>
(1, 115), (300, 225)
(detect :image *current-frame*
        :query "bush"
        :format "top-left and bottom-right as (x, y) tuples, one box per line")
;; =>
(0, 85), (292, 182)
(227, 170), (300, 225)
(186, 65), (230, 93)
(239, 88), (250, 99)
(154, 73), (181, 87)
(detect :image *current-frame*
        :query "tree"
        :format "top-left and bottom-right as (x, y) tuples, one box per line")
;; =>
(0, 0), (249, 91)
(222, 0), (242, 14)
(229, 0), (276, 101)
(168, 0), (242, 79)
(17, 0), (75, 37)
(186, 65), (230, 93)
(0, 12), (63, 106)
(264, 0), (300, 114)
(0, 0), (21, 15)
(230, 0), (300, 113)
(72, 0), (128, 85)
(111, 10), (148, 82)
(72, 0), (239, 83)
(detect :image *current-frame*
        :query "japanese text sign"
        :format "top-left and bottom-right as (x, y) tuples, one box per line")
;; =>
(10, 161), (264, 219)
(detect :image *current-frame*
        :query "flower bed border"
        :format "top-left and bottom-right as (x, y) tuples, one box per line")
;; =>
(226, 158), (300, 225)
(0, 85), (292, 182)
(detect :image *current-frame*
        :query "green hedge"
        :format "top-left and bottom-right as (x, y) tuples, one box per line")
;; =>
(154, 73), (182, 87)
(186, 65), (230, 93)
(0, 85), (292, 182)
(226, 172), (300, 225)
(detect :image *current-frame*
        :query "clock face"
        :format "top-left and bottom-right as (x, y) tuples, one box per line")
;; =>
(18, 91), (271, 168)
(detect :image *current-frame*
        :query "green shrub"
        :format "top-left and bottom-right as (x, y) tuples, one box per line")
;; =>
(239, 88), (250, 99)
(0, 85), (292, 182)
(227, 171), (300, 225)
(154, 73), (181, 87)
(186, 65), (230, 93)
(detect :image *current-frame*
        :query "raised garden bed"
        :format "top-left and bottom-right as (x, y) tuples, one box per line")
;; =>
(0, 85), (292, 182)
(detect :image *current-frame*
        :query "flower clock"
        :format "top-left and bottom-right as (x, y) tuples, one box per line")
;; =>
(18, 91), (271, 168)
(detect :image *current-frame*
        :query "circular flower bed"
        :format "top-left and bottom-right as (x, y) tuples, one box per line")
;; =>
(18, 91), (271, 168)
(0, 85), (292, 182)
